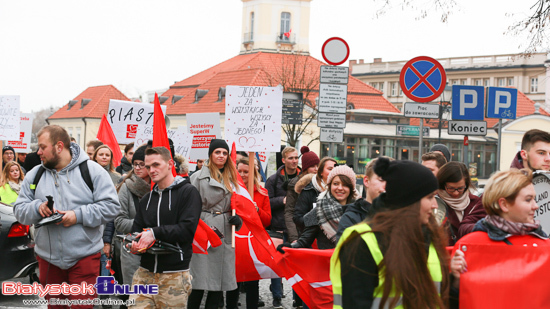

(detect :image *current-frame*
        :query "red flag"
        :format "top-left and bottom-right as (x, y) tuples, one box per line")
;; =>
(192, 219), (223, 254)
(276, 248), (334, 309)
(96, 114), (122, 167)
(454, 233), (550, 308)
(152, 93), (176, 177)
(284, 29), (292, 38)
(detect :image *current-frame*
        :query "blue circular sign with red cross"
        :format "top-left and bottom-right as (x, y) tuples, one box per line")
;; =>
(400, 56), (446, 103)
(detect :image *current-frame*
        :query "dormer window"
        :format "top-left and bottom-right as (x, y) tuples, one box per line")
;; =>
(172, 95), (184, 105)
(217, 87), (226, 102)
(80, 99), (92, 109)
(194, 89), (209, 103)
(67, 100), (78, 110)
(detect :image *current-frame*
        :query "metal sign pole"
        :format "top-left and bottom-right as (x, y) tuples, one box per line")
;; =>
(496, 119), (502, 171)
(464, 136), (469, 167)
(418, 119), (423, 163)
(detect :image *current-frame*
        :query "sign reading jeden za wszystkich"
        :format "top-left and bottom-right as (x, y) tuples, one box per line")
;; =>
(108, 100), (167, 144)
(225, 86), (283, 152)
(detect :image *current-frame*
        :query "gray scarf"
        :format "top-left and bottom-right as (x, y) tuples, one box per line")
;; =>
(8, 181), (21, 195)
(316, 191), (346, 244)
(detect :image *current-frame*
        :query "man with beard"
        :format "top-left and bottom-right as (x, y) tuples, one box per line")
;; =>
(14, 125), (120, 309)
(510, 129), (550, 171)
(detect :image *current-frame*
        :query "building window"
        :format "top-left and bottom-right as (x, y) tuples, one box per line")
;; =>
(507, 77), (514, 86)
(474, 79), (482, 86)
(280, 12), (291, 41)
(250, 12), (254, 41)
(76, 127), (81, 145)
(531, 77), (538, 92)
(483, 79), (490, 87)
(451, 79), (459, 85)
(498, 78), (505, 87)
(460, 79), (466, 85)
(391, 82), (398, 96)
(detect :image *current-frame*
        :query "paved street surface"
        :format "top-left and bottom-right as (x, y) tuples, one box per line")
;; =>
(0, 277), (297, 309)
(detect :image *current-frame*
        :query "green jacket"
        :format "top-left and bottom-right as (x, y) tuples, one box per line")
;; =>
(0, 183), (19, 205)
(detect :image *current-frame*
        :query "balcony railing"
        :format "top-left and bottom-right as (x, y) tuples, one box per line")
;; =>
(243, 32), (254, 44)
(276, 32), (296, 45)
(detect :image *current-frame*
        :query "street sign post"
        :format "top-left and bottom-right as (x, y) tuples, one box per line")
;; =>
(320, 128), (344, 143)
(400, 56), (447, 103)
(403, 103), (440, 119)
(317, 113), (346, 128)
(320, 66), (349, 84)
(448, 121), (487, 136)
(319, 84), (348, 113)
(396, 125), (430, 137)
(451, 85), (485, 120)
(486, 86), (518, 171)
(400, 56), (446, 162)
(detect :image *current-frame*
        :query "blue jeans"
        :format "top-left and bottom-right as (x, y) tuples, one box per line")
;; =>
(270, 231), (287, 301)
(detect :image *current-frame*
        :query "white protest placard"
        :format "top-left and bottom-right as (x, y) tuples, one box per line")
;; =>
(7, 113), (33, 152)
(225, 86), (283, 152)
(0, 96), (21, 141)
(108, 100), (166, 144)
(187, 113), (222, 162)
(172, 126), (194, 159)
(133, 125), (177, 148)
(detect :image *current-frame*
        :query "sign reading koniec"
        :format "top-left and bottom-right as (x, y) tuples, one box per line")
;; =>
(7, 113), (33, 152)
(108, 100), (166, 144)
(225, 85), (283, 152)
(448, 121), (487, 136)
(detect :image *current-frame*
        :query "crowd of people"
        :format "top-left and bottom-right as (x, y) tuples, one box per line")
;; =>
(7, 124), (550, 309)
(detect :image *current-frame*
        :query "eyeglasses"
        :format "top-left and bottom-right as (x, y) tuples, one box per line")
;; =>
(445, 186), (466, 194)
(133, 162), (145, 169)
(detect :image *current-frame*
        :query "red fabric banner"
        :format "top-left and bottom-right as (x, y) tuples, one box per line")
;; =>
(276, 248), (334, 309)
(192, 219), (222, 254)
(151, 93), (176, 177)
(96, 114), (122, 167)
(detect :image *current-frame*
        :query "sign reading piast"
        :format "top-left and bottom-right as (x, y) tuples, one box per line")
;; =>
(225, 85), (283, 152)
(0, 96), (21, 141)
(108, 100), (166, 144)
(7, 113), (33, 152)
(187, 112), (222, 162)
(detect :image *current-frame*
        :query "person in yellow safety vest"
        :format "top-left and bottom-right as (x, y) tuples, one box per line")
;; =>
(330, 157), (450, 308)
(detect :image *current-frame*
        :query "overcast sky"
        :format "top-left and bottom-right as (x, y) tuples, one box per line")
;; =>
(0, 0), (539, 113)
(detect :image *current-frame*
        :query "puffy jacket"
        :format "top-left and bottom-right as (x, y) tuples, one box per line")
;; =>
(132, 176), (202, 273)
(265, 165), (300, 231)
(293, 178), (320, 233)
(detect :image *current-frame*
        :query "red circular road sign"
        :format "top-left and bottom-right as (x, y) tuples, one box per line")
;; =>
(321, 37), (350, 66)
(399, 56), (446, 103)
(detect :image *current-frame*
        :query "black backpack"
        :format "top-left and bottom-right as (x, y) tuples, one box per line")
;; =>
(30, 161), (94, 194)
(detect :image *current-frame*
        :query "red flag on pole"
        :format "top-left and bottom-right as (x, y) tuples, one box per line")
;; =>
(97, 114), (122, 167)
(152, 93), (176, 177)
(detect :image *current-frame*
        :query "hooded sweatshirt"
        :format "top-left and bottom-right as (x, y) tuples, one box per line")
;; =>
(132, 176), (202, 273)
(14, 143), (121, 269)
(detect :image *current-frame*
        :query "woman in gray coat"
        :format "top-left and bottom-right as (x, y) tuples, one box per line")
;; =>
(114, 145), (150, 286)
(188, 139), (242, 309)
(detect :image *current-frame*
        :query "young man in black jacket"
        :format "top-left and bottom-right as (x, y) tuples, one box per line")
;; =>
(130, 147), (202, 308)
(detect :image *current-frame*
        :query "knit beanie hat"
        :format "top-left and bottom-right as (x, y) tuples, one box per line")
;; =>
(3, 146), (15, 156)
(374, 157), (438, 209)
(208, 139), (229, 157)
(429, 144), (451, 162)
(132, 145), (147, 164)
(327, 165), (357, 191)
(300, 146), (320, 172)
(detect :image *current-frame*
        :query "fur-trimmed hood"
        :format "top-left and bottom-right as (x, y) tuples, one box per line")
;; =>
(295, 174), (315, 194)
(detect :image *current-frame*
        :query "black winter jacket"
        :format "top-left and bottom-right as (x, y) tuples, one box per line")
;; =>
(132, 176), (202, 273)
(266, 166), (299, 231)
(335, 199), (372, 242)
(293, 180), (320, 233)
(116, 157), (132, 175)
(293, 205), (347, 250)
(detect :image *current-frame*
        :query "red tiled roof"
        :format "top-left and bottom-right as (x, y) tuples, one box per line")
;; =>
(49, 85), (131, 119)
(163, 52), (398, 115)
(410, 89), (548, 128)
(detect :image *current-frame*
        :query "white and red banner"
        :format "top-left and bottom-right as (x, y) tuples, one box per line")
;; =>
(108, 99), (166, 144)
(0, 95), (21, 141)
(187, 112), (221, 166)
(7, 113), (33, 152)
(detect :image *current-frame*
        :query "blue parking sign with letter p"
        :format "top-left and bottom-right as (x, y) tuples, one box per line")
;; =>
(451, 85), (485, 120)
(486, 87), (517, 119)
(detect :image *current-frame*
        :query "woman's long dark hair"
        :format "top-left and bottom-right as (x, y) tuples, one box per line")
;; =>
(341, 203), (449, 308)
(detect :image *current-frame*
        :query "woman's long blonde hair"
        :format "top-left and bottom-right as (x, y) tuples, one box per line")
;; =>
(207, 151), (239, 192)
(236, 157), (267, 196)
(0, 161), (25, 187)
(92, 145), (115, 173)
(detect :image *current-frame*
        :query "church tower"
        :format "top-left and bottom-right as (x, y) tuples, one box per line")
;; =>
(240, 0), (311, 55)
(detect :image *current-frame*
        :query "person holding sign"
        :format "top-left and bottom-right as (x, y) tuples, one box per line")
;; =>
(188, 139), (243, 309)
(0, 161), (25, 205)
(330, 157), (448, 309)
(450, 168), (548, 307)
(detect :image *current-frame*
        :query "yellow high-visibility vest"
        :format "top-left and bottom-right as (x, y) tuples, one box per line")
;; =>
(330, 223), (442, 309)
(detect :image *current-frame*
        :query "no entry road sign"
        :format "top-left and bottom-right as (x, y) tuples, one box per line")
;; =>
(400, 56), (446, 103)
(321, 37), (350, 66)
